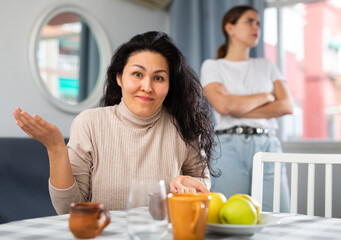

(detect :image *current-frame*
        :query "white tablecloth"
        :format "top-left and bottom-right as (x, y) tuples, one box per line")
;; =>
(1, 211), (341, 239)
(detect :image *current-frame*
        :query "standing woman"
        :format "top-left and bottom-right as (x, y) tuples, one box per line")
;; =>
(201, 5), (293, 211)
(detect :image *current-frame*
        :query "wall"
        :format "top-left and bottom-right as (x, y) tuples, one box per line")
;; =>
(0, 0), (168, 137)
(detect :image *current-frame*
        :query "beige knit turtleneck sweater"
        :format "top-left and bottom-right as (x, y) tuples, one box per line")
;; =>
(49, 101), (210, 214)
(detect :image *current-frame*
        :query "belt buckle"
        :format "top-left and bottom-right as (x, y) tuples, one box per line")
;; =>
(246, 127), (254, 135)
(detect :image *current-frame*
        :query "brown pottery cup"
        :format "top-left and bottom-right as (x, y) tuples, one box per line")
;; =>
(69, 202), (111, 239)
(168, 193), (211, 240)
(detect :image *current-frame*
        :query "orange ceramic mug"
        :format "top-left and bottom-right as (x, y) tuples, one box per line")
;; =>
(69, 202), (111, 239)
(168, 193), (211, 240)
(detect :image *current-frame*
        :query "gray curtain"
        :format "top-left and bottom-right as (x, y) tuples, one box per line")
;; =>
(169, 0), (265, 75)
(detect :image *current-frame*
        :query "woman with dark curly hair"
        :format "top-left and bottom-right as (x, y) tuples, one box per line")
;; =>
(13, 31), (215, 214)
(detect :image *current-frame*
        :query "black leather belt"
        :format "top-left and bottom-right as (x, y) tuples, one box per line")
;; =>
(215, 126), (270, 135)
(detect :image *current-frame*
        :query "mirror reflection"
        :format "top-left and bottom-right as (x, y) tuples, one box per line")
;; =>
(37, 12), (100, 105)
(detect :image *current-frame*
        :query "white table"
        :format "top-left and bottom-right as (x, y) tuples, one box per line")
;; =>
(1, 211), (341, 239)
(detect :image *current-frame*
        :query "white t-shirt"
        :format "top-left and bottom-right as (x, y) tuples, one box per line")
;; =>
(200, 58), (284, 130)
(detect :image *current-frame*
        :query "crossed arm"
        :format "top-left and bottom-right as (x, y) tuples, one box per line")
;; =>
(204, 80), (293, 119)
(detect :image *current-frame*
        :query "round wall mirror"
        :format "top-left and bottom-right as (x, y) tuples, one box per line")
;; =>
(29, 5), (111, 113)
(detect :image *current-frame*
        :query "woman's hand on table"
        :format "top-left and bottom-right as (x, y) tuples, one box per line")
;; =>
(13, 107), (65, 150)
(170, 175), (209, 193)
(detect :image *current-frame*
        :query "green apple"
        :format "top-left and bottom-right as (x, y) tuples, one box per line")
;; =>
(228, 194), (260, 223)
(207, 192), (227, 223)
(219, 197), (257, 225)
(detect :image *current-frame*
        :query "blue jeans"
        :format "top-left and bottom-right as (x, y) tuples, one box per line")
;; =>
(211, 133), (290, 212)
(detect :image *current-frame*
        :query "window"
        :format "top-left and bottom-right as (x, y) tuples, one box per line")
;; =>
(264, 0), (341, 142)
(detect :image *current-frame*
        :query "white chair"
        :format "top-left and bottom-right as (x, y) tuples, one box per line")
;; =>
(251, 152), (341, 217)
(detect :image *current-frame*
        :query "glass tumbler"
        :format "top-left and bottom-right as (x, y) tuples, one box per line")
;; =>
(126, 179), (168, 240)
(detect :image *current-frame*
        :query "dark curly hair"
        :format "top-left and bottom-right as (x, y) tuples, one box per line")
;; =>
(100, 31), (218, 177)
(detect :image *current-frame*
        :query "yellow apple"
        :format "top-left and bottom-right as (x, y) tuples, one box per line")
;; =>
(219, 197), (257, 225)
(207, 192), (227, 223)
(228, 194), (260, 223)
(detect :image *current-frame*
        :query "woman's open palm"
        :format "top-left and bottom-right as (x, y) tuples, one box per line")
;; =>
(13, 107), (64, 150)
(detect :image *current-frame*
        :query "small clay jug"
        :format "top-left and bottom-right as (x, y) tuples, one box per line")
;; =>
(69, 202), (111, 239)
